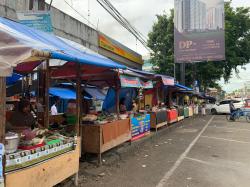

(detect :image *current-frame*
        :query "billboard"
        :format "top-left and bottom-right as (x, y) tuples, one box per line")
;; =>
(174, 0), (225, 63)
(17, 11), (53, 33)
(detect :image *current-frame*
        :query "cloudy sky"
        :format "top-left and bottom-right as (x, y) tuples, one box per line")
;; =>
(47, 0), (250, 92)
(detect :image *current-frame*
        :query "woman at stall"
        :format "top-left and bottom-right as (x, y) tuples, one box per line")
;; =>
(7, 99), (37, 131)
(119, 98), (127, 114)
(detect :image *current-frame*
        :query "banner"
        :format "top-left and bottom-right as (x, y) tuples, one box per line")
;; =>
(120, 75), (141, 88)
(17, 11), (53, 33)
(140, 80), (153, 89)
(131, 114), (151, 141)
(120, 75), (153, 89)
(174, 0), (225, 63)
(162, 77), (175, 86)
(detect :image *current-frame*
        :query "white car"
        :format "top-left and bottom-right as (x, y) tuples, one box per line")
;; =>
(210, 99), (244, 114)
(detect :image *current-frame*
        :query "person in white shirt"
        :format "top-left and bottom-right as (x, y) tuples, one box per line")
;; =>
(51, 96), (60, 115)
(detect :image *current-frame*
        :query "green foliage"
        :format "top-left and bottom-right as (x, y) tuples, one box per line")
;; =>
(147, 2), (250, 90)
(147, 10), (174, 76)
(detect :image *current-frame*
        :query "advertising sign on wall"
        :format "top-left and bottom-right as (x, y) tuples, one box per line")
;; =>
(17, 11), (53, 33)
(174, 0), (225, 63)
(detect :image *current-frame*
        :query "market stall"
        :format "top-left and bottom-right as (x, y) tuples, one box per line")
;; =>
(184, 106), (189, 118)
(167, 108), (178, 124)
(149, 110), (168, 131)
(161, 82), (190, 123)
(177, 106), (185, 121)
(189, 106), (194, 117)
(51, 61), (131, 164)
(0, 17), (125, 186)
(119, 72), (153, 140)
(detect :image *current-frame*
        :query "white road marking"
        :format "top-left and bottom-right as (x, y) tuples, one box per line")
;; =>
(208, 126), (250, 132)
(201, 135), (250, 144)
(184, 156), (250, 171)
(156, 116), (214, 187)
(185, 157), (217, 167)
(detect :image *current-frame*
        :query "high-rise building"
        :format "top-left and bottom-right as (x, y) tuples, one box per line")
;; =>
(206, 5), (224, 30)
(175, 0), (224, 32)
(175, 0), (206, 32)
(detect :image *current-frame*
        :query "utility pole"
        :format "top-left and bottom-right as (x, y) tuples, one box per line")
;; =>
(180, 63), (185, 85)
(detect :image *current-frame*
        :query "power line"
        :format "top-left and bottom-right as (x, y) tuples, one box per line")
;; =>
(63, 0), (97, 29)
(96, 0), (151, 52)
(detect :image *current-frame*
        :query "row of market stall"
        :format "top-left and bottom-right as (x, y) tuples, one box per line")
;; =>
(0, 17), (209, 187)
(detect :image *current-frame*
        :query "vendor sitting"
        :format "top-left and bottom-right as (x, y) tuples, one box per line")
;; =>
(7, 99), (37, 131)
(119, 98), (127, 114)
(132, 99), (138, 113)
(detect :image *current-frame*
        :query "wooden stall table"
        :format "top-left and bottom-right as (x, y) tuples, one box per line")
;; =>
(167, 109), (178, 124)
(5, 138), (81, 187)
(81, 118), (131, 164)
(149, 110), (168, 131)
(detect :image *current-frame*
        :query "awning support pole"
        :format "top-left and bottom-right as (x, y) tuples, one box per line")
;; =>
(76, 63), (82, 136)
(0, 77), (6, 144)
(44, 60), (50, 128)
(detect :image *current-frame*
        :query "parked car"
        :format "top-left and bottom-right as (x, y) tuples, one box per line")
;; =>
(210, 99), (244, 114)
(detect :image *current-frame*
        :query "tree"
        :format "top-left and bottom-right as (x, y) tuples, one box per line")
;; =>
(147, 1), (250, 90)
(147, 10), (174, 76)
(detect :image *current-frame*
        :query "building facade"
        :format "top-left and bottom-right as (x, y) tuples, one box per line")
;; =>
(0, 0), (143, 69)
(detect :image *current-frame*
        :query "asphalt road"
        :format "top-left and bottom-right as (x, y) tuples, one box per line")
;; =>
(62, 115), (250, 187)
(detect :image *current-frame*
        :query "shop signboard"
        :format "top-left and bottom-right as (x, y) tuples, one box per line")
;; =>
(174, 0), (225, 63)
(99, 34), (143, 64)
(131, 114), (150, 141)
(120, 75), (153, 89)
(140, 80), (153, 89)
(17, 11), (53, 33)
(120, 75), (141, 88)
(162, 77), (175, 86)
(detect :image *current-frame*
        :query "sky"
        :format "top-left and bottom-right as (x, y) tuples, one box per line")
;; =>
(46, 0), (250, 93)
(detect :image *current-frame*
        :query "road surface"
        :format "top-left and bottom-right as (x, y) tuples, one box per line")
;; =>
(62, 115), (250, 187)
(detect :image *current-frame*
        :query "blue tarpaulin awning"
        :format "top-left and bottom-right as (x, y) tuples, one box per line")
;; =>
(175, 83), (193, 91)
(49, 87), (91, 100)
(0, 17), (126, 76)
(84, 88), (106, 101)
(6, 73), (22, 86)
(49, 87), (77, 100)
(49, 87), (105, 100)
